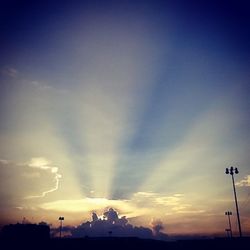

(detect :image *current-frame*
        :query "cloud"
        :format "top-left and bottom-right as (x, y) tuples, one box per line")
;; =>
(151, 219), (164, 235)
(15, 206), (24, 210)
(92, 212), (98, 222)
(0, 159), (9, 165)
(1, 67), (18, 77)
(130, 192), (207, 224)
(175, 210), (205, 214)
(60, 207), (168, 239)
(30, 81), (52, 90)
(236, 175), (250, 187)
(103, 208), (119, 223)
(30, 80), (67, 93)
(28, 157), (51, 169)
(0, 158), (62, 208)
(133, 192), (158, 198)
(39, 197), (147, 218)
(38, 192), (189, 221)
(132, 192), (188, 211)
(25, 157), (62, 199)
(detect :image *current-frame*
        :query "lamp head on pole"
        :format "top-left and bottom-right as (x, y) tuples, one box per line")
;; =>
(230, 166), (234, 175)
(225, 211), (232, 216)
(226, 166), (239, 175)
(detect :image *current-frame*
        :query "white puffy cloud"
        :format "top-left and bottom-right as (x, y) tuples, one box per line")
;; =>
(236, 175), (250, 187)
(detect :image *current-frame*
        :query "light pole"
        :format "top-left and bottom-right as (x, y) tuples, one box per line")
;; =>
(225, 211), (233, 238)
(225, 228), (231, 238)
(59, 216), (64, 238)
(225, 166), (242, 237)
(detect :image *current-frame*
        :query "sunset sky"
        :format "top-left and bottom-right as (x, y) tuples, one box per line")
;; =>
(0, 0), (249, 237)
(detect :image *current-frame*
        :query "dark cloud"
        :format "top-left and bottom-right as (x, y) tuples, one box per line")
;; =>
(54, 208), (168, 240)
(151, 219), (164, 235)
(103, 208), (119, 224)
(92, 212), (98, 222)
(151, 219), (168, 241)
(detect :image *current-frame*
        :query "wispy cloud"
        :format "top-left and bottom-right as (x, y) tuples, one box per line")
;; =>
(30, 80), (67, 94)
(25, 157), (62, 199)
(236, 175), (250, 187)
(175, 209), (205, 214)
(132, 192), (192, 213)
(0, 159), (65, 211)
(30, 81), (53, 90)
(0, 159), (9, 165)
(1, 67), (18, 77)
(37, 192), (194, 220)
(39, 197), (148, 218)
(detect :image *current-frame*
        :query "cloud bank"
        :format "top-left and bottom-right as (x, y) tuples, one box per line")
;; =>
(52, 208), (168, 240)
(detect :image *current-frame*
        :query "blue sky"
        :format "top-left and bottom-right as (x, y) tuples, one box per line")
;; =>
(0, 0), (249, 236)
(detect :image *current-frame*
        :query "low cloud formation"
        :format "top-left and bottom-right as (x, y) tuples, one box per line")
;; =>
(236, 175), (250, 187)
(151, 219), (164, 235)
(52, 208), (168, 240)
(150, 219), (168, 241)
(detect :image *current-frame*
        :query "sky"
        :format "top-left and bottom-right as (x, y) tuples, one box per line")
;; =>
(0, 0), (250, 237)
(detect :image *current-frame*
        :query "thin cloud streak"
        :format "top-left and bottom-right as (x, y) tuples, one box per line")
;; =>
(1, 67), (18, 78)
(24, 158), (62, 199)
(39, 197), (149, 218)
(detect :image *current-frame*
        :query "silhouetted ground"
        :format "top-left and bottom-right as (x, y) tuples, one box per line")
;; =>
(0, 237), (249, 250)
(1, 223), (50, 240)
